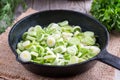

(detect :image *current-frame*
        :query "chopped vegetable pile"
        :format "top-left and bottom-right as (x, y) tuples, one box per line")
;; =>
(16, 21), (100, 65)
(90, 0), (120, 32)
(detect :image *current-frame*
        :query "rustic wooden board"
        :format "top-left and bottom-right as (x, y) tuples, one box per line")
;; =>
(32, 0), (50, 11)
(49, 0), (86, 13)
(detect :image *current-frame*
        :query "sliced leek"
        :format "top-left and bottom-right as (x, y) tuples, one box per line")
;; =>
(16, 21), (100, 65)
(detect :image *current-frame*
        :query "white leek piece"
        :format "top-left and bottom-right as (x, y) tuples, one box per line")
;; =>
(19, 51), (31, 62)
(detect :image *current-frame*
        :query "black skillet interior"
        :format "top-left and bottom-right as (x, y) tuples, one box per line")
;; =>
(8, 10), (120, 77)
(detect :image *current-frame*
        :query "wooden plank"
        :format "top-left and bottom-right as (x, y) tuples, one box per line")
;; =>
(115, 70), (120, 80)
(14, 6), (24, 19)
(84, 0), (93, 14)
(14, 0), (34, 19)
(25, 0), (34, 8)
(49, 0), (86, 13)
(32, 0), (49, 11)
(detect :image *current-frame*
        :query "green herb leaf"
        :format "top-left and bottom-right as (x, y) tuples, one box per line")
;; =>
(90, 0), (120, 32)
(0, 0), (27, 34)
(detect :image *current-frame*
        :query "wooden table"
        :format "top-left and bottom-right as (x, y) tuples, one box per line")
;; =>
(14, 0), (120, 80)
(15, 0), (92, 18)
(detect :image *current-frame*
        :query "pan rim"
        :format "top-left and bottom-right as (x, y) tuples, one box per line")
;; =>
(8, 9), (109, 67)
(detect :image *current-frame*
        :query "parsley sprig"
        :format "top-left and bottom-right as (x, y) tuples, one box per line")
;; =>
(0, 0), (26, 34)
(90, 0), (120, 32)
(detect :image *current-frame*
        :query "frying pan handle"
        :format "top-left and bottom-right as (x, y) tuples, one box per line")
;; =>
(97, 50), (120, 70)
